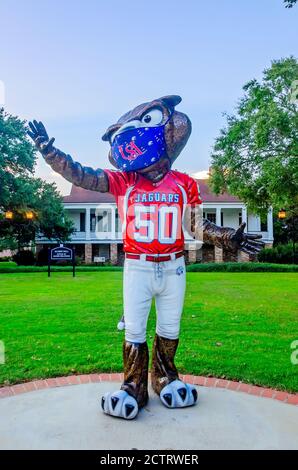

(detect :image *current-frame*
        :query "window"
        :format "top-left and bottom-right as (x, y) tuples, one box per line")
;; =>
(96, 209), (112, 232)
(80, 212), (86, 232)
(221, 212), (224, 227)
(90, 214), (96, 232)
(115, 209), (122, 233)
(261, 219), (267, 232)
(239, 212), (242, 226)
(206, 213), (216, 224)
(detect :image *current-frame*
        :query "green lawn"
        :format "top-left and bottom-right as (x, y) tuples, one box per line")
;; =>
(0, 272), (297, 392)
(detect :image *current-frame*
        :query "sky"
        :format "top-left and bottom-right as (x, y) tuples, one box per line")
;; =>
(1, 0), (297, 195)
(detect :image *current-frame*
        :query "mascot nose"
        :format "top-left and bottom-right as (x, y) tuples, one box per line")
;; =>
(112, 120), (142, 141)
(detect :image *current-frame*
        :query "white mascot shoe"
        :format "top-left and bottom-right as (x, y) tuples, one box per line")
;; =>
(101, 390), (138, 419)
(160, 379), (198, 408)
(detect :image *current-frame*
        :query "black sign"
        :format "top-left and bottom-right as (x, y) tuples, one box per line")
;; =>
(50, 246), (73, 261)
(48, 245), (76, 277)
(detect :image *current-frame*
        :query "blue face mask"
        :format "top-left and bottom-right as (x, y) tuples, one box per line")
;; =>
(111, 115), (172, 172)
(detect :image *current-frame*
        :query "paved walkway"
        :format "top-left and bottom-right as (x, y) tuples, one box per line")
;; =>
(0, 379), (297, 450)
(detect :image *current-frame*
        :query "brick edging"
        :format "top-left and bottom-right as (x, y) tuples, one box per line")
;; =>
(0, 373), (297, 405)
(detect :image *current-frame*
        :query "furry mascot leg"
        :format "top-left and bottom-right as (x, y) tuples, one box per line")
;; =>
(101, 341), (149, 419)
(151, 334), (198, 408)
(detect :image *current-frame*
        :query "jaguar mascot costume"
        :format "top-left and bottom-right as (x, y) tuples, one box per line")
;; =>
(28, 95), (263, 420)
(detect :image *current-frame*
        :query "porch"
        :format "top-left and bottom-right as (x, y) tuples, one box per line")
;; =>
(36, 202), (273, 265)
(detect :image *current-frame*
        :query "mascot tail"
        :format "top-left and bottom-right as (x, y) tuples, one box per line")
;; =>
(117, 314), (125, 331)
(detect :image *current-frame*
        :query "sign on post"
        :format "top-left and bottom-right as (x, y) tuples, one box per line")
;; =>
(48, 244), (76, 277)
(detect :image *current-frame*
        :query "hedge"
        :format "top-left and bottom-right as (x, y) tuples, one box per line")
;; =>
(0, 262), (297, 274)
(0, 264), (122, 273)
(187, 262), (298, 272)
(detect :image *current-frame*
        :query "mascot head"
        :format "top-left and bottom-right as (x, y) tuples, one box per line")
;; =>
(102, 95), (191, 182)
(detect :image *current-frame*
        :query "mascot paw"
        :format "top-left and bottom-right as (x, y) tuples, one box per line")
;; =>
(101, 390), (138, 420)
(160, 380), (198, 408)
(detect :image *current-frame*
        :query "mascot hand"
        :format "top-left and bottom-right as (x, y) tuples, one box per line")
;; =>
(228, 222), (264, 255)
(28, 120), (55, 155)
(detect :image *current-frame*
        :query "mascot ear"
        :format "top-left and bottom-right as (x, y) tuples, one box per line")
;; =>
(102, 124), (119, 142)
(102, 131), (110, 142)
(159, 95), (182, 109)
(108, 149), (119, 169)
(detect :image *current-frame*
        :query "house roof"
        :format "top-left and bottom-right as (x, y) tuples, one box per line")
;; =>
(196, 179), (240, 203)
(63, 178), (240, 204)
(63, 185), (115, 203)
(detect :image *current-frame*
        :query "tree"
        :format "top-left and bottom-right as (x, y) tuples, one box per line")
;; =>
(0, 108), (36, 207)
(0, 108), (73, 250)
(0, 178), (73, 250)
(284, 0), (297, 7)
(210, 57), (298, 216)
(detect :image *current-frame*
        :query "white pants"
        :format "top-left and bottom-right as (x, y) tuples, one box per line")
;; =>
(123, 256), (186, 343)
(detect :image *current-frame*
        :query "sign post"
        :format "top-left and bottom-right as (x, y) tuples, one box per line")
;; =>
(48, 244), (76, 277)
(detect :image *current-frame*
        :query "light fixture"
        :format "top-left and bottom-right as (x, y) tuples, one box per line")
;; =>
(5, 211), (13, 219)
(25, 211), (34, 220)
(278, 209), (286, 220)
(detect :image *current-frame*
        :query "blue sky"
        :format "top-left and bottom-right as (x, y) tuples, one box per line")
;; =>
(1, 0), (297, 194)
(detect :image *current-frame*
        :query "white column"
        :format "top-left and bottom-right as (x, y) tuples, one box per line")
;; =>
(216, 207), (221, 226)
(86, 207), (91, 240)
(111, 206), (116, 240)
(267, 207), (273, 241)
(214, 246), (223, 263)
(241, 206), (247, 232)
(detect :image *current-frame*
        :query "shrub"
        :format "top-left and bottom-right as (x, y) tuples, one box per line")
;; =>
(75, 256), (83, 265)
(12, 250), (36, 266)
(36, 247), (49, 266)
(258, 243), (297, 264)
(1, 262), (297, 273)
(187, 262), (298, 272)
(0, 256), (11, 262)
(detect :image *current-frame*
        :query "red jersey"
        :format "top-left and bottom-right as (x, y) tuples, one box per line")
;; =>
(105, 169), (202, 255)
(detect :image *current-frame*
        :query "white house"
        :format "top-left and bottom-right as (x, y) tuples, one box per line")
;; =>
(36, 178), (273, 264)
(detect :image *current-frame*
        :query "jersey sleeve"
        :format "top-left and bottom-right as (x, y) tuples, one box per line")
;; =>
(187, 177), (202, 205)
(104, 169), (136, 197)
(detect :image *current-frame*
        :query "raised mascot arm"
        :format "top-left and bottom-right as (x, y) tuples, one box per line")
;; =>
(28, 120), (109, 192)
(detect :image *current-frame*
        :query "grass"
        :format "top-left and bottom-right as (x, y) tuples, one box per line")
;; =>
(0, 271), (297, 392)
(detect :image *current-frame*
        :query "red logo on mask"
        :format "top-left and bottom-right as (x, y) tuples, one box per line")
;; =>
(118, 141), (144, 161)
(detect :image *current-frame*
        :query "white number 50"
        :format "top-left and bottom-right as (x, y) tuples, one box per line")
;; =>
(134, 205), (178, 244)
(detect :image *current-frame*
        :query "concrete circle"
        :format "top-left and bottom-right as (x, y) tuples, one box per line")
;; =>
(0, 382), (297, 450)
